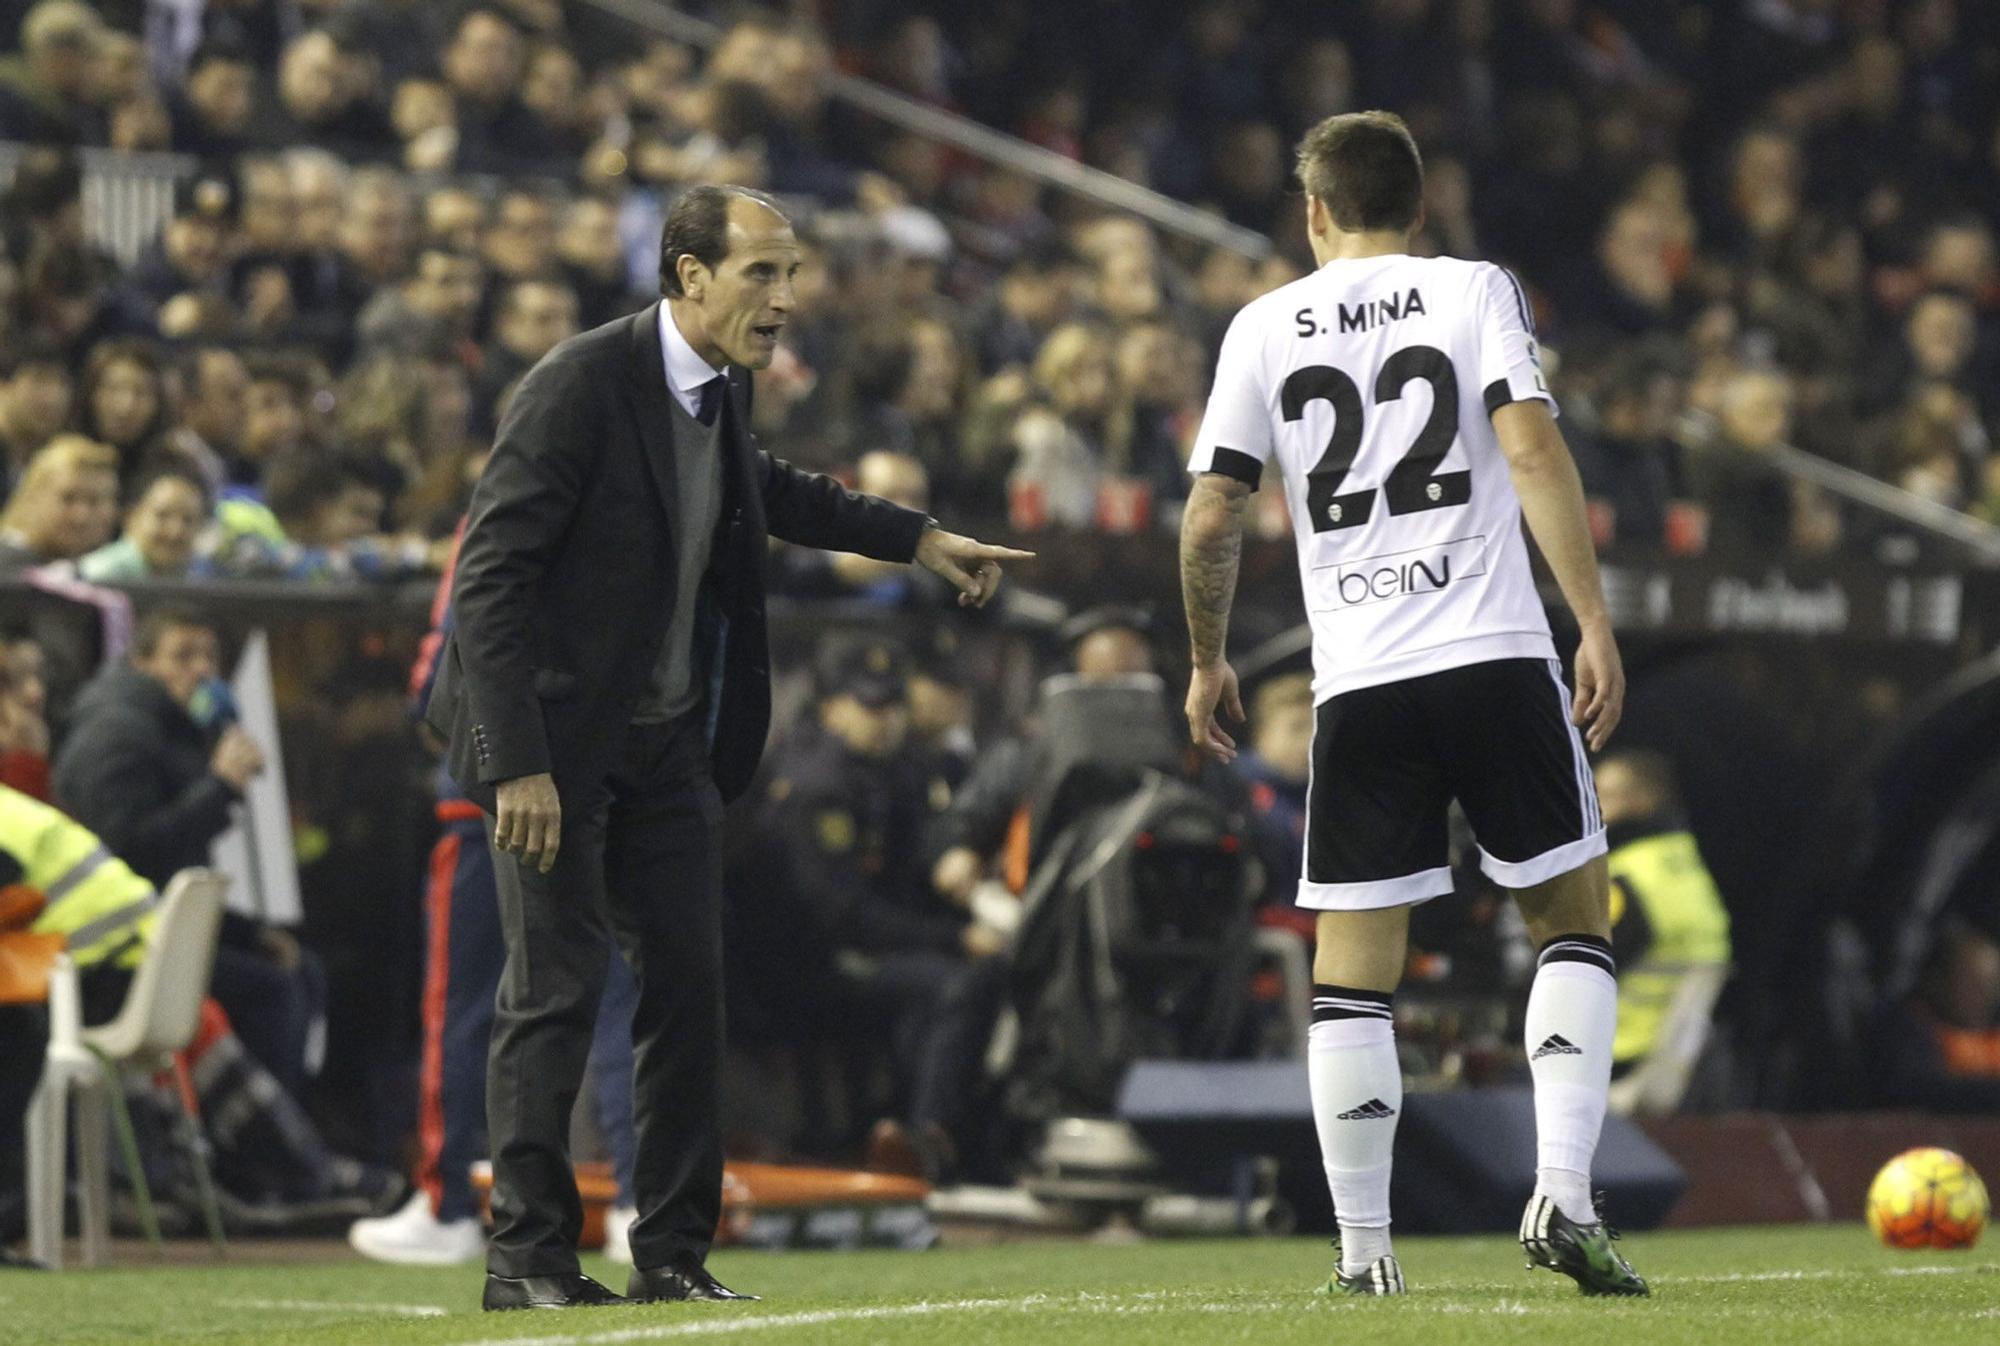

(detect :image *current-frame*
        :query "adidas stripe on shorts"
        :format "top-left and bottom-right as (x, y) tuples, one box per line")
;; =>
(1298, 656), (1605, 910)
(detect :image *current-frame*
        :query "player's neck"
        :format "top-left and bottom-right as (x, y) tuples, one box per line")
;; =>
(1311, 230), (1411, 265)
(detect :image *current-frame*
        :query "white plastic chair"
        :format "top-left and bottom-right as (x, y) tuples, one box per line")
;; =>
(26, 869), (229, 1268)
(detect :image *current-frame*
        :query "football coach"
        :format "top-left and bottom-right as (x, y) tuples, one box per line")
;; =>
(428, 184), (1029, 1311)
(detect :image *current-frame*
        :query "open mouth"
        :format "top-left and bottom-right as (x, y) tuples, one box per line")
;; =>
(752, 322), (784, 341)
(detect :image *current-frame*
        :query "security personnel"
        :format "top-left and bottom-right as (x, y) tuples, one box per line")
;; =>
(2, 782), (158, 984)
(1595, 753), (1731, 1075)
(754, 640), (1007, 1177)
(0, 783), (402, 1234)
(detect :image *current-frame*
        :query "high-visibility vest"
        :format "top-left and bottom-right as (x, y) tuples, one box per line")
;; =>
(0, 785), (157, 970)
(1608, 829), (1731, 1066)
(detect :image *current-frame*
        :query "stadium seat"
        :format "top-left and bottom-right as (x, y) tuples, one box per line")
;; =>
(26, 870), (228, 1269)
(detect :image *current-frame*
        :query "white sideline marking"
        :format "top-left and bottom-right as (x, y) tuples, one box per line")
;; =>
(277, 1261), (1999, 1345)
(459, 1297), (1028, 1346)
(220, 1297), (449, 1318)
(1681, 1264), (1990, 1285)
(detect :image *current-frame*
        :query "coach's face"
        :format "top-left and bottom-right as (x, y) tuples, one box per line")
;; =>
(681, 200), (799, 370)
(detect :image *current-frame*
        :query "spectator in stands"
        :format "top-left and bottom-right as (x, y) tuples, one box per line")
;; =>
(21, 234), (123, 361)
(0, 633), (50, 799)
(1008, 322), (1115, 527)
(1861, 289), (1984, 420)
(481, 188), (560, 289)
(164, 344), (246, 488)
(78, 457), (211, 582)
(422, 184), (487, 254)
(1575, 341), (1690, 549)
(441, 5), (566, 178)
(77, 337), (166, 478)
(1233, 671), (1313, 907)
(775, 452), (963, 610)
(261, 28), (396, 164)
(1686, 367), (1842, 557)
(558, 197), (646, 329)
(521, 41), (595, 161)
(1109, 317), (1201, 501)
(356, 242), (485, 362)
(1595, 751), (1732, 1088)
(233, 353), (312, 484)
(231, 153), (292, 271)
(390, 74), (457, 173)
(969, 239), (1085, 375)
(1562, 195), (1687, 340)
(116, 171), (235, 320)
(340, 169), (415, 291)
(167, 35), (256, 162)
(207, 445), (416, 581)
(472, 278), (578, 431)
(235, 150), (370, 360)
(0, 433), (117, 571)
(752, 641), (1008, 1181)
(834, 319), (964, 493)
(1874, 920), (2000, 1113)
(0, 337), (71, 488)
(0, 0), (106, 146)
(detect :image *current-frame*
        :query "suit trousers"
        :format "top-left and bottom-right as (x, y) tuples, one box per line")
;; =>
(484, 715), (724, 1277)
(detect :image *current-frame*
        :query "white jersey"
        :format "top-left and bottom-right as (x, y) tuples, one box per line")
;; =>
(1189, 254), (1558, 703)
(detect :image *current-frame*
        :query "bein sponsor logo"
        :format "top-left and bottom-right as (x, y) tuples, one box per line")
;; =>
(1316, 536), (1489, 610)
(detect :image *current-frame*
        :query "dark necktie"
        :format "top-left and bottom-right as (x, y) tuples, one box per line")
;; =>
(696, 376), (725, 427)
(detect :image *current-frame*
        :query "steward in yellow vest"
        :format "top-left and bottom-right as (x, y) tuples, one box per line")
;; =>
(1595, 755), (1731, 1073)
(0, 783), (158, 973)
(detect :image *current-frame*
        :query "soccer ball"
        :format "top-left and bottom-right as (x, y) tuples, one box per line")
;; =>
(1866, 1148), (1989, 1250)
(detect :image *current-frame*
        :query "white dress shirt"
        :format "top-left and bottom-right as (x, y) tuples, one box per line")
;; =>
(658, 302), (723, 418)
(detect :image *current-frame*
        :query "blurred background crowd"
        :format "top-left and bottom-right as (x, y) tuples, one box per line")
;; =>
(1, 0), (1999, 1251)
(0, 0), (1993, 564)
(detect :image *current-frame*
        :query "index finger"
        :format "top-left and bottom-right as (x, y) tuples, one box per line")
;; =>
(961, 543), (1036, 561)
(1589, 698), (1623, 752)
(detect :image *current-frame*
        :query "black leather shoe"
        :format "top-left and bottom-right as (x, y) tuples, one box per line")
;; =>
(627, 1254), (759, 1302)
(482, 1271), (631, 1311)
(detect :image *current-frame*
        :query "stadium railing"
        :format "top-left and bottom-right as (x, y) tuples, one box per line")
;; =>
(574, 0), (1273, 260)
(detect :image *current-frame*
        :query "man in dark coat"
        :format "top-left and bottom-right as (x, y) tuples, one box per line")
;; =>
(52, 607), (323, 1096)
(427, 183), (1028, 1311)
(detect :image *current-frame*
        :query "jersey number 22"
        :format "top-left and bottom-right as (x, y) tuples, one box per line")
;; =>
(1281, 345), (1470, 533)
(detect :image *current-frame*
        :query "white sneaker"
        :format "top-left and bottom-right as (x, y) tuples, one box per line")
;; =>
(601, 1204), (637, 1265)
(347, 1191), (485, 1266)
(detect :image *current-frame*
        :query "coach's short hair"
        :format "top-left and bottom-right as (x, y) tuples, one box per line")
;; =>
(1295, 111), (1424, 233)
(658, 184), (790, 298)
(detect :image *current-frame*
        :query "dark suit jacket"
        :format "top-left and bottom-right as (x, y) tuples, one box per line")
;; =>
(428, 303), (930, 810)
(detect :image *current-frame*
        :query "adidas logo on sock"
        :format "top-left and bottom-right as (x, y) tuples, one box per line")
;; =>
(1532, 1034), (1583, 1060)
(1336, 1098), (1397, 1121)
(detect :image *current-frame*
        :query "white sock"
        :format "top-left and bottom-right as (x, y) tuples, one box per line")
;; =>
(1525, 935), (1618, 1225)
(1308, 984), (1400, 1274)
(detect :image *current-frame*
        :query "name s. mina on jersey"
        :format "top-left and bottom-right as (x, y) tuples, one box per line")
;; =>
(1188, 256), (1557, 705)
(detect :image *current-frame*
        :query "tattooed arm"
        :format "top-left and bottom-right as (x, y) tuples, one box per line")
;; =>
(1180, 472), (1252, 762)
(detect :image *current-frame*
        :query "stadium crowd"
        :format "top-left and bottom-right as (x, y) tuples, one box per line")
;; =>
(0, 0), (1989, 572)
(0, 0), (1997, 1259)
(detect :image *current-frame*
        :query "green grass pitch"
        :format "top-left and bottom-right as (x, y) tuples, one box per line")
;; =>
(3, 1225), (1995, 1346)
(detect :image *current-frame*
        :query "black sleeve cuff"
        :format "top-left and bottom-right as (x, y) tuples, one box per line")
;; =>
(1201, 448), (1263, 489)
(1483, 379), (1516, 415)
